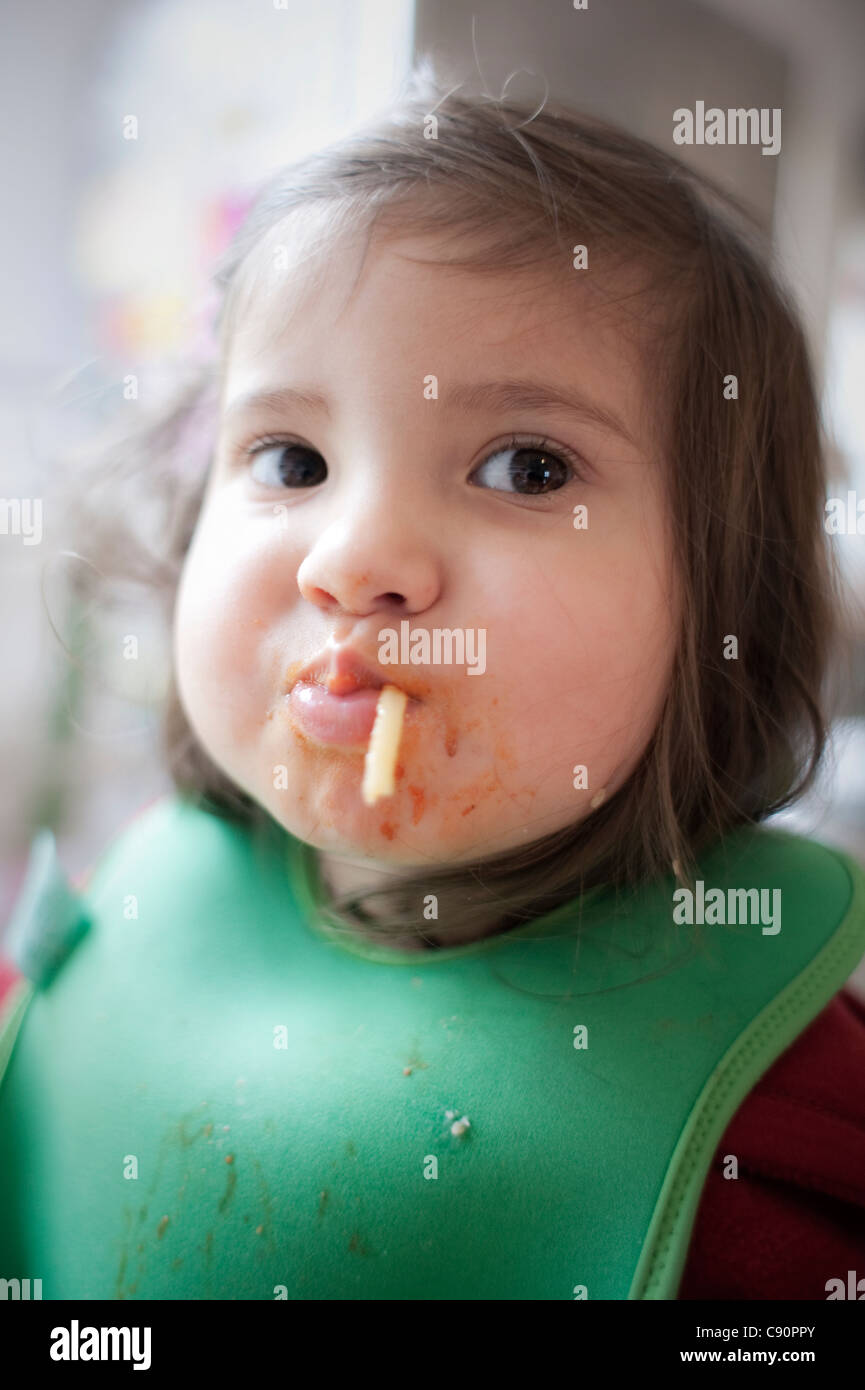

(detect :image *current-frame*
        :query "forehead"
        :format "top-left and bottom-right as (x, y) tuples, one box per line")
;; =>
(222, 215), (660, 445)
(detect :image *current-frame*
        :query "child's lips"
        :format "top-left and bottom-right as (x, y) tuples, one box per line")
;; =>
(288, 683), (385, 745)
(324, 670), (376, 696)
(292, 644), (390, 696)
(288, 682), (423, 747)
(286, 645), (423, 747)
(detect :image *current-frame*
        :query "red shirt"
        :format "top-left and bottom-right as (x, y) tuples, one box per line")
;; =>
(678, 987), (865, 1299)
(1, 955), (863, 1298)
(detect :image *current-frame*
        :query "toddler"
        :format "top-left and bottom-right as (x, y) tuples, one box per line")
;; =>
(2, 65), (864, 1301)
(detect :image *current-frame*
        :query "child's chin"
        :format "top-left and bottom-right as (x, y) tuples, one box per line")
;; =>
(276, 795), (423, 858)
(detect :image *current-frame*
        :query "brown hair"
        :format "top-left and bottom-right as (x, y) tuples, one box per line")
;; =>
(63, 60), (847, 948)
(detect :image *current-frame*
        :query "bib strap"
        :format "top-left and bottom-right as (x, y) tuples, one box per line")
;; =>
(0, 830), (90, 1093)
(4, 830), (90, 989)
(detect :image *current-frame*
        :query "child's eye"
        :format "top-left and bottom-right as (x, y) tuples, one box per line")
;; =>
(468, 436), (580, 495)
(238, 432), (582, 496)
(247, 437), (328, 488)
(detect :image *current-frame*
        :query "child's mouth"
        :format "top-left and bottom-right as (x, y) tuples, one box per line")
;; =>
(288, 682), (392, 746)
(284, 644), (425, 749)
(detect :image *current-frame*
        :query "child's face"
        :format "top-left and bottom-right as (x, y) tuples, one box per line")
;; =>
(174, 228), (679, 866)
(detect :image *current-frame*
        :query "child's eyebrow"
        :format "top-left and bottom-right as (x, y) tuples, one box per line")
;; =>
(223, 386), (329, 425)
(447, 380), (638, 448)
(223, 378), (637, 448)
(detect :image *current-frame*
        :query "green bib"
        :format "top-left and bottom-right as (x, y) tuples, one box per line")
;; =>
(1, 795), (863, 1300)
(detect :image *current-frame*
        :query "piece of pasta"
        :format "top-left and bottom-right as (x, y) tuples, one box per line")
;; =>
(361, 685), (408, 805)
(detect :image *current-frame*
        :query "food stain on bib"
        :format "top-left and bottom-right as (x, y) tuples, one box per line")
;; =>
(218, 1163), (237, 1215)
(348, 1230), (374, 1257)
(251, 1157), (277, 1248)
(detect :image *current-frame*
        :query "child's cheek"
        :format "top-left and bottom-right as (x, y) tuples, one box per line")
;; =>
(172, 513), (298, 764)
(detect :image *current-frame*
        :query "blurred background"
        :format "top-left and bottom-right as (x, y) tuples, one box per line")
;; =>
(1, 0), (864, 975)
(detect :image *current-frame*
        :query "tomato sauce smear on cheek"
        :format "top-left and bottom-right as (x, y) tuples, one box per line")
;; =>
(277, 669), (516, 833)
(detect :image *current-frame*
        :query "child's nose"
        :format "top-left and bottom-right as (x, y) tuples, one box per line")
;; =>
(296, 517), (442, 618)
